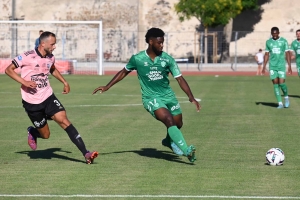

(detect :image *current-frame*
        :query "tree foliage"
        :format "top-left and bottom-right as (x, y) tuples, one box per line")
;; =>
(174, 0), (258, 28)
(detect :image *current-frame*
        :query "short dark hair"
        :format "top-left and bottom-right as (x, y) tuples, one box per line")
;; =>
(271, 27), (279, 33)
(259, 49), (262, 51)
(39, 30), (43, 33)
(145, 28), (165, 43)
(39, 31), (56, 42)
(296, 29), (300, 33)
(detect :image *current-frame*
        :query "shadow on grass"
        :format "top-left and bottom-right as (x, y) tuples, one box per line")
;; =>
(255, 102), (278, 107)
(15, 148), (85, 164)
(102, 148), (194, 165)
(287, 94), (300, 98)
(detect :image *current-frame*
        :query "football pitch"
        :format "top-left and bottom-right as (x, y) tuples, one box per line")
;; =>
(0, 74), (300, 200)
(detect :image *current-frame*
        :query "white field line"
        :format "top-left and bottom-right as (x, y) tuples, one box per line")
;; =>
(0, 194), (299, 199)
(0, 101), (191, 109)
(0, 95), (201, 109)
(0, 92), (195, 98)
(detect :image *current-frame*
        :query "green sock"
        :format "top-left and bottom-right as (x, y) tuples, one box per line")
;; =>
(273, 84), (282, 103)
(167, 126), (188, 155)
(279, 83), (288, 97)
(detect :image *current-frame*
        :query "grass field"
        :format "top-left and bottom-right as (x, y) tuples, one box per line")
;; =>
(0, 74), (300, 200)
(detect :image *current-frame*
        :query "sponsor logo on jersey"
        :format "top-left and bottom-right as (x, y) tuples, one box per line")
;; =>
(161, 61), (166, 67)
(24, 50), (35, 56)
(160, 58), (169, 62)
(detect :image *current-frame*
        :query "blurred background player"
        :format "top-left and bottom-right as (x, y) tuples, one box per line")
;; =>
(262, 27), (292, 109)
(35, 30), (43, 48)
(5, 31), (98, 164)
(290, 29), (300, 76)
(255, 49), (264, 75)
(92, 27), (200, 163)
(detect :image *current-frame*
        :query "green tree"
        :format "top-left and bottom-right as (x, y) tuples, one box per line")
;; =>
(175, 0), (258, 63)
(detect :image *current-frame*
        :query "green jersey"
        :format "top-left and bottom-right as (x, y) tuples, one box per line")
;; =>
(290, 39), (300, 67)
(265, 37), (289, 70)
(125, 50), (181, 98)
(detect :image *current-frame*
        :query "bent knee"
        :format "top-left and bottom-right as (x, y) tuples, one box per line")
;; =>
(177, 122), (183, 129)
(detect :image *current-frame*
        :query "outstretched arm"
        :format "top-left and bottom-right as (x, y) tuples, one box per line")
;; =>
(92, 68), (131, 94)
(175, 76), (200, 112)
(5, 63), (37, 88)
(50, 65), (70, 94)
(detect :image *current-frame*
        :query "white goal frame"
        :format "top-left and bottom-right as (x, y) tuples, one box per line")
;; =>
(0, 20), (103, 75)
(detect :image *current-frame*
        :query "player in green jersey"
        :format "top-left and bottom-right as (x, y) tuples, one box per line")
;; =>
(262, 27), (292, 109)
(290, 29), (300, 76)
(92, 28), (200, 163)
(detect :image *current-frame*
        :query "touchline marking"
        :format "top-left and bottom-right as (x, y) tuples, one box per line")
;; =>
(0, 100), (200, 109)
(0, 194), (299, 199)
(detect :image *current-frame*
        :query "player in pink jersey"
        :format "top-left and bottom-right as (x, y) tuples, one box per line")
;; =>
(5, 31), (98, 164)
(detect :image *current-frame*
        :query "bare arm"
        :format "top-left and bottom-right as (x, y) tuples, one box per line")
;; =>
(176, 76), (200, 112)
(5, 63), (37, 88)
(286, 51), (292, 74)
(262, 52), (269, 75)
(50, 65), (70, 94)
(92, 68), (131, 94)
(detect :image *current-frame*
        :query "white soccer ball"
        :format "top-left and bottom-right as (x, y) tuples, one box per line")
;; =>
(265, 148), (285, 166)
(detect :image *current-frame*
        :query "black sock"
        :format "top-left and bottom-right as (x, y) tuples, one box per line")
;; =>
(29, 127), (42, 138)
(64, 124), (88, 156)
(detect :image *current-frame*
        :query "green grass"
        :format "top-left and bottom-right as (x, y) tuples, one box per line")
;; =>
(0, 74), (300, 200)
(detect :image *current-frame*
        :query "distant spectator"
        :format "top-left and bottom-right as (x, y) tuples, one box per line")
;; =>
(34, 30), (44, 48)
(255, 49), (264, 75)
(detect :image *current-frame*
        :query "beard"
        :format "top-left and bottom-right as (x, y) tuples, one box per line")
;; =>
(152, 46), (162, 56)
(44, 48), (52, 55)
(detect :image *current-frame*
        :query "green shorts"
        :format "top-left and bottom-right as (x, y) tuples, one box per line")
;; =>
(269, 69), (286, 80)
(142, 95), (182, 118)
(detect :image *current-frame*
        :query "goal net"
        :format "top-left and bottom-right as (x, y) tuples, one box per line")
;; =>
(0, 20), (103, 75)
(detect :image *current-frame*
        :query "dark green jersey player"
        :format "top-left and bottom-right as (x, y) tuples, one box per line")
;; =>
(125, 51), (181, 99)
(93, 28), (200, 163)
(290, 29), (300, 76)
(262, 27), (292, 109)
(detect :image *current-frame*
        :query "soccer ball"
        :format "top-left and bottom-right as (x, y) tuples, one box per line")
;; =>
(265, 148), (285, 166)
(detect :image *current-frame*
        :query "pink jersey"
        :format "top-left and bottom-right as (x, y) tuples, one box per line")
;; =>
(12, 49), (55, 104)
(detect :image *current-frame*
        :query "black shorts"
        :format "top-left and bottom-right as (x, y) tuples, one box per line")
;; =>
(22, 93), (66, 128)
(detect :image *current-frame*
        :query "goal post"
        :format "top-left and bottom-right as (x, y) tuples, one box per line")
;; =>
(0, 20), (103, 75)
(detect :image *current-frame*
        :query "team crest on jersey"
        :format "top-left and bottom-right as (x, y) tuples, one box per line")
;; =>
(47, 64), (51, 68)
(161, 61), (166, 67)
(144, 62), (148, 66)
(17, 56), (22, 60)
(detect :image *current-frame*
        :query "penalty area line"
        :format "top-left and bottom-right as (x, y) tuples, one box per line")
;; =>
(0, 194), (299, 199)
